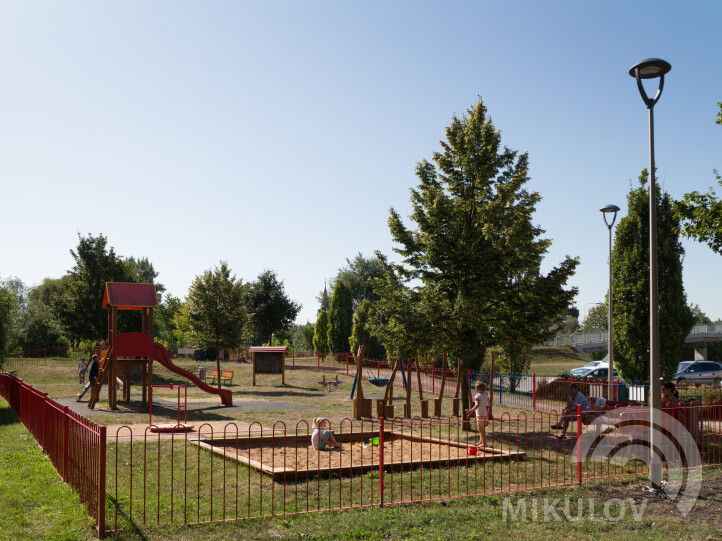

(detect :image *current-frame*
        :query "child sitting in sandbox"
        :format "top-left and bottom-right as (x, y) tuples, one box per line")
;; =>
(311, 417), (339, 450)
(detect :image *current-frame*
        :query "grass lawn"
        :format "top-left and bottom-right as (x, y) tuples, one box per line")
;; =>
(0, 398), (95, 541)
(529, 346), (588, 376)
(4, 355), (722, 541)
(103, 469), (722, 540)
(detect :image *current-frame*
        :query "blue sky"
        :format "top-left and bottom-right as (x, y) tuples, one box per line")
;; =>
(1, 1), (720, 325)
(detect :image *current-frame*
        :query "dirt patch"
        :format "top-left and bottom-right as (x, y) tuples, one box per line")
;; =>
(590, 468), (722, 530)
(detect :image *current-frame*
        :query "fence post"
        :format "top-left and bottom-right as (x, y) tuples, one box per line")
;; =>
(346, 354), (349, 376)
(317, 355), (320, 372)
(576, 404), (582, 485)
(377, 361), (380, 379)
(378, 416), (384, 507)
(63, 406), (69, 480)
(432, 368), (435, 394)
(532, 374), (537, 412)
(98, 425), (106, 537)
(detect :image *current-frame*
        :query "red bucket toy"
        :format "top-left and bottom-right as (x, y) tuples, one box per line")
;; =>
(468, 446), (478, 456)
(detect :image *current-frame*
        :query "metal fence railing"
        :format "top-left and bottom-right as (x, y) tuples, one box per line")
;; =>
(0, 373), (107, 536)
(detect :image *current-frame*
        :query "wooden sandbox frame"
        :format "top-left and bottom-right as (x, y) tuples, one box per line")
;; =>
(191, 429), (525, 481)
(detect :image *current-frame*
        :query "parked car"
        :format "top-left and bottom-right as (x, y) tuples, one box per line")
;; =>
(673, 361), (722, 386)
(569, 367), (593, 377)
(583, 367), (622, 383)
(676, 361), (694, 373)
(582, 355), (609, 370)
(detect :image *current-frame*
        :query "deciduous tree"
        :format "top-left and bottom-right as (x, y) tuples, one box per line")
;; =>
(186, 261), (247, 387)
(246, 270), (300, 345)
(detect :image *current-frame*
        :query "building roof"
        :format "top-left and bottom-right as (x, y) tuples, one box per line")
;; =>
(249, 346), (288, 353)
(104, 283), (158, 310)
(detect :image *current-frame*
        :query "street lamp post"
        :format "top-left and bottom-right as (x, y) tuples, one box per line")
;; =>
(629, 57), (671, 490)
(600, 205), (620, 398)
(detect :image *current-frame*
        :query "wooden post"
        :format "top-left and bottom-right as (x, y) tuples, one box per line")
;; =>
(252, 351), (256, 386)
(282, 350), (286, 385)
(383, 358), (400, 408)
(352, 345), (367, 419)
(405, 360), (412, 418)
(488, 350), (495, 420)
(434, 352), (447, 417)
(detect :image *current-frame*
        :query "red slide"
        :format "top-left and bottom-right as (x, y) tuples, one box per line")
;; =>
(152, 342), (233, 406)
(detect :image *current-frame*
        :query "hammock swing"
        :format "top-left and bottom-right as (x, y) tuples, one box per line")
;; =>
(365, 362), (391, 387)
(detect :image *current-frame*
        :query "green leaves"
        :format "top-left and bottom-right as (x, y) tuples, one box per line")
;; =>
(246, 270), (300, 345)
(313, 310), (330, 354)
(327, 281), (353, 354)
(186, 261), (247, 354)
(612, 172), (695, 382)
(381, 98), (578, 367)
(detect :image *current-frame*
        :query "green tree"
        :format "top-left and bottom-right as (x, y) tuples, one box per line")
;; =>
(28, 277), (66, 308)
(292, 322), (315, 352)
(675, 179), (722, 254)
(51, 234), (129, 345)
(313, 310), (330, 360)
(612, 171), (695, 382)
(171, 302), (193, 349)
(380, 99), (579, 412)
(246, 270), (301, 345)
(689, 303), (712, 325)
(327, 281), (353, 355)
(155, 294), (183, 350)
(328, 253), (386, 310)
(12, 303), (69, 353)
(186, 261), (247, 387)
(674, 103), (722, 254)
(125, 257), (166, 300)
(582, 303), (608, 331)
(349, 300), (384, 360)
(0, 286), (17, 364)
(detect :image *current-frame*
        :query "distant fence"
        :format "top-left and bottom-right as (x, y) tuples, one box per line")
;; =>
(0, 373), (106, 536)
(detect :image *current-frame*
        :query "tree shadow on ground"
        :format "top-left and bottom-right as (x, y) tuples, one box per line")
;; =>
(0, 404), (20, 427)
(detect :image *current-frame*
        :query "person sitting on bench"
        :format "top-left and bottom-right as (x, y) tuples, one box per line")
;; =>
(551, 384), (591, 438)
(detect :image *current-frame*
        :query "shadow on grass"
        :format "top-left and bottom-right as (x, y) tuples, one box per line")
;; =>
(106, 496), (149, 541)
(0, 403), (21, 427)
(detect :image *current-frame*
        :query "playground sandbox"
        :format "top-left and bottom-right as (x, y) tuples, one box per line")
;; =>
(191, 429), (525, 480)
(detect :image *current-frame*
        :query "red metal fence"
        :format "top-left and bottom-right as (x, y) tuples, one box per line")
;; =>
(4, 366), (722, 536)
(0, 373), (106, 537)
(105, 402), (722, 532)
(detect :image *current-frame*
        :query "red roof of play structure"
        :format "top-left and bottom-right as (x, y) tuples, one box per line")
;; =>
(104, 283), (158, 310)
(249, 346), (288, 353)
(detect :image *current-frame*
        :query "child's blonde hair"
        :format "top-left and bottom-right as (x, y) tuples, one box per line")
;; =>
(475, 381), (486, 392)
(313, 417), (328, 429)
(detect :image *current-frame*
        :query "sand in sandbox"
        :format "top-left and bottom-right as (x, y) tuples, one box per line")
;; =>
(200, 434), (507, 473)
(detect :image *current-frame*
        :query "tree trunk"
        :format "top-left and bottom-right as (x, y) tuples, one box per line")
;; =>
(216, 342), (222, 390)
(459, 358), (471, 431)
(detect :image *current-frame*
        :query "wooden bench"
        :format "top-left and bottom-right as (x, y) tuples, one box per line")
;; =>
(207, 369), (234, 386)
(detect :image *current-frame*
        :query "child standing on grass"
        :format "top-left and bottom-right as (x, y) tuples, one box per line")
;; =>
(466, 381), (489, 448)
(311, 417), (339, 450)
(78, 358), (86, 384)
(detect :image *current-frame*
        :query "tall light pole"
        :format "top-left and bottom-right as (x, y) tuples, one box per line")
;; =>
(629, 57), (671, 490)
(600, 204), (620, 397)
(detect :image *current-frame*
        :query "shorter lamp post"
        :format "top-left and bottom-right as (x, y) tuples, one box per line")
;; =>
(600, 204), (620, 397)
